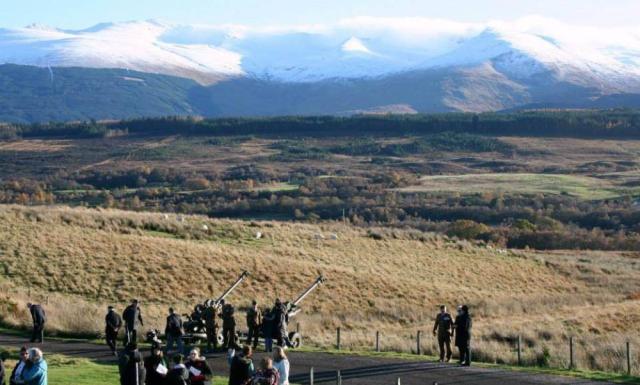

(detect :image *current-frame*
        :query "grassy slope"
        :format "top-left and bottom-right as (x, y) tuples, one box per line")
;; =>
(0, 205), (638, 373)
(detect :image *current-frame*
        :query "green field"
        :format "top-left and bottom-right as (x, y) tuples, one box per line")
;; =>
(396, 173), (639, 200)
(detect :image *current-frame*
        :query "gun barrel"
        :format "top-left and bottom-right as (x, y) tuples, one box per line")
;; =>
(214, 271), (249, 305)
(291, 275), (325, 307)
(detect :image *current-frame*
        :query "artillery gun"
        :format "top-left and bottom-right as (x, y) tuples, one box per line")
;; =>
(239, 274), (326, 348)
(181, 271), (250, 345)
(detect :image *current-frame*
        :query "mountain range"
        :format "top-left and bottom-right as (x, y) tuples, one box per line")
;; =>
(2, 17), (640, 123)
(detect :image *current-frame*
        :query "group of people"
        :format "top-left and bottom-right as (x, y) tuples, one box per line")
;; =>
(0, 347), (48, 385)
(432, 305), (472, 366)
(116, 343), (290, 385)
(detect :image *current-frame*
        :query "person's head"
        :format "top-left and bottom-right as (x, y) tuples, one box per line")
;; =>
(188, 348), (200, 361)
(27, 348), (43, 363)
(241, 345), (252, 358)
(461, 305), (469, 314)
(440, 305), (447, 313)
(108, 305), (114, 312)
(172, 353), (184, 366)
(456, 305), (463, 315)
(252, 300), (257, 307)
(26, 303), (32, 309)
(0, 351), (9, 362)
(132, 299), (139, 306)
(273, 346), (287, 363)
(275, 298), (281, 307)
(261, 357), (273, 370)
(220, 299), (225, 306)
(18, 346), (28, 362)
(152, 346), (163, 357)
(169, 307), (174, 314)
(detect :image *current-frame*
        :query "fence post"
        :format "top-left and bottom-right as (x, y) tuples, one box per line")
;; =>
(517, 335), (522, 366)
(569, 337), (574, 370)
(375, 331), (380, 352)
(336, 370), (342, 385)
(310, 367), (314, 385)
(627, 341), (631, 376)
(336, 327), (341, 350)
(296, 322), (300, 333)
(416, 330), (422, 355)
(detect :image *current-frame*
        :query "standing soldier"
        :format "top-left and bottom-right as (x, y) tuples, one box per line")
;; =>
(122, 299), (144, 345)
(27, 303), (46, 343)
(165, 307), (184, 355)
(203, 300), (218, 352)
(105, 305), (122, 356)
(273, 299), (292, 348)
(221, 301), (237, 349)
(454, 305), (472, 366)
(245, 300), (262, 350)
(432, 305), (454, 362)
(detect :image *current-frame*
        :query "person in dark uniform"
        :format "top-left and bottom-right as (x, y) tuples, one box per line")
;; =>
(273, 299), (292, 348)
(245, 300), (262, 350)
(432, 305), (454, 362)
(27, 303), (46, 343)
(203, 300), (218, 352)
(165, 307), (184, 355)
(221, 302), (237, 349)
(106, 305), (123, 356)
(454, 305), (472, 366)
(261, 308), (275, 352)
(122, 299), (144, 345)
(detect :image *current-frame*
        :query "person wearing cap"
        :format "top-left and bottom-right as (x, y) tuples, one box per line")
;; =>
(165, 308), (184, 355)
(453, 305), (472, 366)
(106, 306), (123, 356)
(432, 305), (454, 362)
(26, 303), (46, 343)
(9, 347), (28, 385)
(122, 299), (144, 345)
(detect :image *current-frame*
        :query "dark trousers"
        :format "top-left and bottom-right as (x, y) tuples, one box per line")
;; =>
(222, 326), (236, 348)
(206, 325), (218, 350)
(438, 334), (452, 361)
(106, 328), (118, 352)
(124, 327), (137, 345)
(246, 325), (260, 348)
(458, 344), (471, 365)
(276, 331), (292, 348)
(31, 323), (44, 342)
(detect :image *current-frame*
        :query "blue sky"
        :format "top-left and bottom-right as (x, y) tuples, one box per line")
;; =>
(2, 0), (639, 29)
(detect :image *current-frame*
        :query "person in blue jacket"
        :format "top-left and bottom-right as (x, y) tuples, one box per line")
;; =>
(21, 348), (47, 385)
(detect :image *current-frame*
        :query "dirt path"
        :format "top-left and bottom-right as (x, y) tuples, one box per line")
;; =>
(0, 333), (615, 385)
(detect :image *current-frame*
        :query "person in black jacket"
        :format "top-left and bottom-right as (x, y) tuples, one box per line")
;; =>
(165, 308), (184, 355)
(119, 342), (146, 385)
(432, 305), (454, 362)
(9, 347), (28, 385)
(272, 300), (291, 348)
(454, 305), (472, 366)
(27, 303), (46, 343)
(144, 346), (168, 385)
(106, 306), (123, 356)
(165, 354), (189, 385)
(123, 299), (144, 345)
(228, 345), (254, 385)
(261, 308), (274, 353)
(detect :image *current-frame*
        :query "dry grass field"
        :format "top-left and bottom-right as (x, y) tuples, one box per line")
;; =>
(0, 204), (638, 373)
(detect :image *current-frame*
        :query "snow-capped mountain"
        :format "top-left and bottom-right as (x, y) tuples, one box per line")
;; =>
(2, 16), (640, 122)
